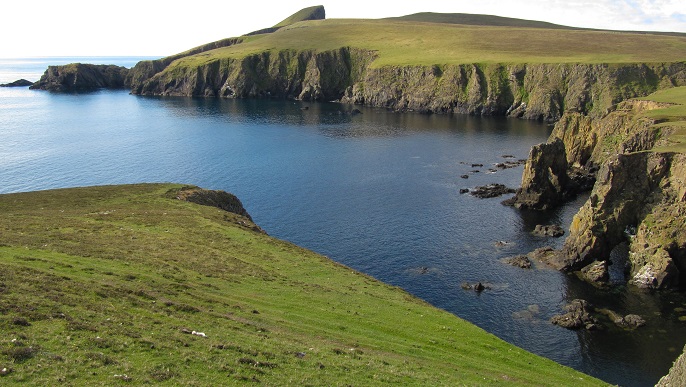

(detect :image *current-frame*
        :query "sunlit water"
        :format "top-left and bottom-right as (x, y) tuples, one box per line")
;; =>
(2, 58), (686, 386)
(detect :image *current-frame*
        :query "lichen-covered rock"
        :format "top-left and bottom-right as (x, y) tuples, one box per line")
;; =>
(30, 64), (129, 91)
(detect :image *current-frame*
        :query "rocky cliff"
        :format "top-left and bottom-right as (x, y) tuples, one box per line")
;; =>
(512, 97), (686, 289)
(30, 64), (129, 91)
(132, 56), (686, 122)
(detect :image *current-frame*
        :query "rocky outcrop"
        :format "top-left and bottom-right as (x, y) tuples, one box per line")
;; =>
(509, 93), (686, 289)
(30, 64), (129, 91)
(505, 139), (575, 209)
(174, 187), (253, 221)
(658, 345), (686, 386)
(0, 79), (33, 87)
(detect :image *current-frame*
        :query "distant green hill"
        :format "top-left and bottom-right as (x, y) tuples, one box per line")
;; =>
(175, 17), (686, 68)
(274, 5), (325, 28)
(0, 184), (605, 385)
(387, 12), (575, 29)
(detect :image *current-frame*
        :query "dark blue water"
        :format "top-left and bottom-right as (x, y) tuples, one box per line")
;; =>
(2, 58), (685, 386)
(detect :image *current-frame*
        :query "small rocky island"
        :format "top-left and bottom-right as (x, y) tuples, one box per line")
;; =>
(0, 79), (33, 87)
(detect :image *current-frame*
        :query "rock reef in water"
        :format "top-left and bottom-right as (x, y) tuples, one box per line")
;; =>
(30, 63), (129, 91)
(0, 79), (33, 87)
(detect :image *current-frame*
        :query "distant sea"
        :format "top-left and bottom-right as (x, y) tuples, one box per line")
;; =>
(0, 56), (155, 84)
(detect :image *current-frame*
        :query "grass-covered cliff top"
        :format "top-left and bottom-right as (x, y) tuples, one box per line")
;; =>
(171, 17), (686, 69)
(640, 87), (686, 153)
(0, 184), (604, 385)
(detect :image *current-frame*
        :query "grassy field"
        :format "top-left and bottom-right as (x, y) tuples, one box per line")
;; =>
(0, 184), (605, 385)
(169, 17), (686, 70)
(639, 87), (686, 153)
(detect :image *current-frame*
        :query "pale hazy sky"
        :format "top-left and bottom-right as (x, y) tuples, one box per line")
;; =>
(2, 0), (684, 57)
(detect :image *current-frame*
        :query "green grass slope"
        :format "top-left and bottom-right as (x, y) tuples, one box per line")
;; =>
(176, 18), (686, 69)
(0, 184), (605, 385)
(640, 87), (686, 153)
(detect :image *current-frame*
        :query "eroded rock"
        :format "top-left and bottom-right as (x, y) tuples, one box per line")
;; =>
(551, 299), (601, 330)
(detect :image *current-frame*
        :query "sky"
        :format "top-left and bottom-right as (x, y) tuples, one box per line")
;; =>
(1, 0), (685, 57)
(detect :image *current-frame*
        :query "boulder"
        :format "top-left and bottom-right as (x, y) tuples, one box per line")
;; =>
(579, 261), (609, 284)
(532, 224), (565, 237)
(550, 299), (601, 330)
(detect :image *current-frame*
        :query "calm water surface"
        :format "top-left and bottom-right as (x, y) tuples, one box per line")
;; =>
(2, 58), (686, 386)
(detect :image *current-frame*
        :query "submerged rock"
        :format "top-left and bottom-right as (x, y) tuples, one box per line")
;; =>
(532, 224), (565, 237)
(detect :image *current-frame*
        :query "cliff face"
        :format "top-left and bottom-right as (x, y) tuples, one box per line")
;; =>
(557, 151), (686, 285)
(132, 48), (377, 101)
(126, 37), (244, 92)
(30, 64), (129, 91)
(131, 52), (686, 122)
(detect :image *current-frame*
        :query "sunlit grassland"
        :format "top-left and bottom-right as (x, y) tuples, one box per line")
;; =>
(170, 18), (686, 70)
(0, 184), (605, 385)
(640, 87), (686, 153)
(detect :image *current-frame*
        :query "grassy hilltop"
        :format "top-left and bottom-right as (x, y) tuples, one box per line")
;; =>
(169, 10), (686, 70)
(0, 184), (604, 385)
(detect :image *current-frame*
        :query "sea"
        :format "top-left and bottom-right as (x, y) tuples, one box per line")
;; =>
(1, 57), (685, 386)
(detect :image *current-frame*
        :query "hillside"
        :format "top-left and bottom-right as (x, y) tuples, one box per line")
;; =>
(0, 184), (604, 385)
